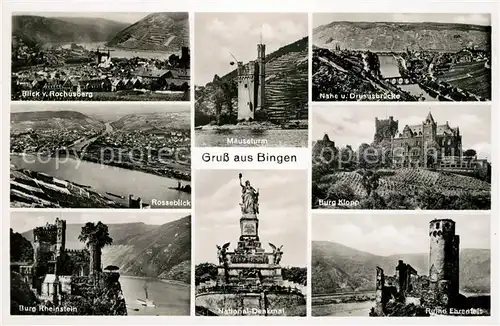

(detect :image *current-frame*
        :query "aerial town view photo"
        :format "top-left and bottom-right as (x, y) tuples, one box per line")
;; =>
(10, 103), (191, 208)
(194, 13), (308, 147)
(195, 170), (307, 316)
(10, 211), (191, 315)
(311, 213), (491, 317)
(312, 105), (491, 210)
(11, 12), (190, 101)
(312, 13), (491, 102)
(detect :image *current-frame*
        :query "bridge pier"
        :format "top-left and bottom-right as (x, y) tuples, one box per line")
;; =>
(383, 77), (415, 85)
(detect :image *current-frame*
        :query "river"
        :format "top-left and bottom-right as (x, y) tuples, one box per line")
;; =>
(313, 300), (374, 316)
(195, 129), (308, 147)
(378, 55), (435, 101)
(120, 276), (190, 316)
(10, 154), (190, 208)
(313, 292), (490, 316)
(59, 41), (175, 60)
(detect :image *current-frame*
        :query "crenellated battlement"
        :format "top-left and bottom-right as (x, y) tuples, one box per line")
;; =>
(429, 218), (456, 238)
(34, 227), (58, 243)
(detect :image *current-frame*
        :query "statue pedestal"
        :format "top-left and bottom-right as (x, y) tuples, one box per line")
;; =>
(240, 214), (259, 239)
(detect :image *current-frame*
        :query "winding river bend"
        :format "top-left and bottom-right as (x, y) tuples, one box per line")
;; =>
(378, 55), (435, 101)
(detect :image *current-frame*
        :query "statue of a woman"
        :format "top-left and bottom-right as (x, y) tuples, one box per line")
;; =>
(239, 173), (259, 214)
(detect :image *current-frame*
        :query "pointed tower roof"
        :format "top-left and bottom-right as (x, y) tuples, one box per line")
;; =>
(425, 111), (435, 124)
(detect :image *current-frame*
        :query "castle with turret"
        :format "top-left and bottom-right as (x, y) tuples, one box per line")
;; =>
(235, 43), (266, 121)
(374, 112), (463, 168)
(12, 218), (98, 304)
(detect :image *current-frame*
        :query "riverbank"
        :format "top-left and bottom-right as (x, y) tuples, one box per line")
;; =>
(197, 120), (308, 131)
(10, 165), (124, 208)
(14, 151), (191, 182)
(121, 275), (190, 288)
(10, 153), (191, 208)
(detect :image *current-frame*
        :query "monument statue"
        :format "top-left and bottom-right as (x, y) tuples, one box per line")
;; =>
(239, 173), (259, 215)
(216, 242), (230, 265)
(269, 243), (283, 265)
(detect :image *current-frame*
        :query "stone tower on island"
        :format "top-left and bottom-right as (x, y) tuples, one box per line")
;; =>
(236, 42), (266, 121)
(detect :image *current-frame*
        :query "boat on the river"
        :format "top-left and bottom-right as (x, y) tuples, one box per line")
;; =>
(137, 284), (156, 308)
(168, 184), (191, 194)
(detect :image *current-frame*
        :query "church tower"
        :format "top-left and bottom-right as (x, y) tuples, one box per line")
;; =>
(422, 112), (437, 145)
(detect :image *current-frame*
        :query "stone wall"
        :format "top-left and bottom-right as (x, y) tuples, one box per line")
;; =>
(196, 291), (305, 316)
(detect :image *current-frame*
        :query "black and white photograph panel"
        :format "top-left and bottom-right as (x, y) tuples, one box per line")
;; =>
(312, 13), (491, 102)
(10, 211), (191, 315)
(195, 170), (307, 316)
(311, 213), (491, 317)
(311, 105), (491, 210)
(194, 13), (308, 147)
(10, 103), (191, 209)
(12, 12), (190, 101)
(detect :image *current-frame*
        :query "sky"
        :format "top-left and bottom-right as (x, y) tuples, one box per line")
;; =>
(312, 105), (491, 160)
(313, 13), (491, 28)
(10, 211), (188, 234)
(11, 102), (189, 115)
(312, 213), (491, 256)
(14, 12), (150, 24)
(195, 169), (307, 267)
(195, 12), (308, 86)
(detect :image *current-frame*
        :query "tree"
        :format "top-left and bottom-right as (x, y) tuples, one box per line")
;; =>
(463, 149), (477, 158)
(359, 170), (380, 198)
(358, 143), (381, 169)
(195, 263), (218, 285)
(10, 229), (34, 262)
(213, 85), (224, 125)
(78, 222), (113, 276)
(168, 54), (180, 68)
(282, 267), (307, 285)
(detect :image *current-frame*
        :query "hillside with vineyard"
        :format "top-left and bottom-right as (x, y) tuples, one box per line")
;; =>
(313, 167), (491, 210)
(107, 12), (189, 52)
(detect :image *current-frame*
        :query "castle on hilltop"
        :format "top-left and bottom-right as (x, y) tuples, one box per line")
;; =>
(374, 112), (463, 168)
(235, 43), (266, 121)
(11, 218), (99, 304)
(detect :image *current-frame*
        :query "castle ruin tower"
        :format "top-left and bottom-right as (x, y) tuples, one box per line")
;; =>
(375, 266), (385, 315)
(257, 43), (266, 112)
(429, 219), (460, 307)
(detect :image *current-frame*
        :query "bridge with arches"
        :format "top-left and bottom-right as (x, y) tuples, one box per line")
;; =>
(382, 76), (418, 85)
